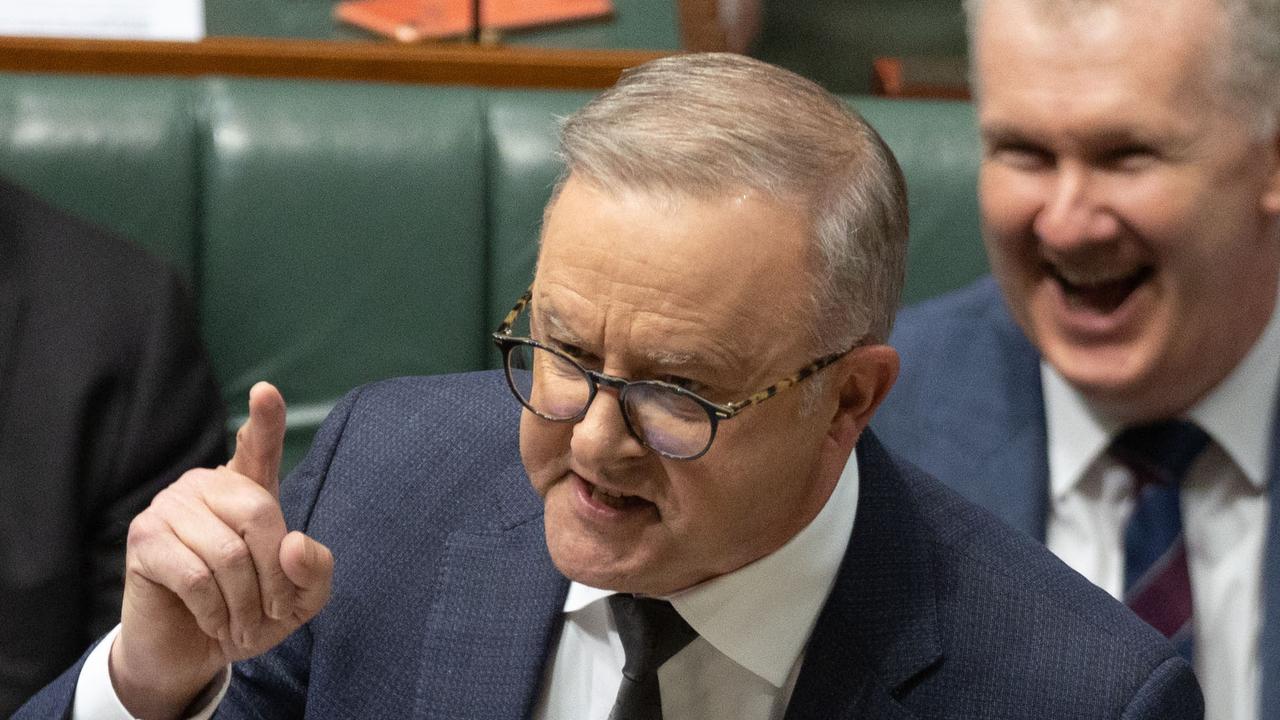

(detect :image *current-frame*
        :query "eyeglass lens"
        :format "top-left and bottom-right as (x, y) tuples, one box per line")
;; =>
(505, 343), (713, 458)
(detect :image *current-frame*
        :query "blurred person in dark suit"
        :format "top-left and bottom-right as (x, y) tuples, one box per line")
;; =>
(0, 176), (227, 714)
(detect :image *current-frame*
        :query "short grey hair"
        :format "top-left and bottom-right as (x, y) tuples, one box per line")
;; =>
(963, 0), (1280, 135)
(551, 53), (909, 352)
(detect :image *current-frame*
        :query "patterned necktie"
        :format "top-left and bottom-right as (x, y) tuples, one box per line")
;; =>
(607, 594), (699, 720)
(1110, 420), (1210, 661)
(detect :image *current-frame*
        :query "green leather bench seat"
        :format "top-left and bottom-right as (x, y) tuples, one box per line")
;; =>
(0, 72), (983, 471)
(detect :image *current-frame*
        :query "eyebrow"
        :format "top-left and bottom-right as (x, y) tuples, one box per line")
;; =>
(536, 303), (714, 371)
(981, 122), (1159, 148)
(534, 305), (586, 346)
(643, 348), (701, 368)
(978, 123), (1046, 147)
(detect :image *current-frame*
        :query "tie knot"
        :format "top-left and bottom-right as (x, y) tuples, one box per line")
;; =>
(1110, 419), (1210, 488)
(608, 595), (698, 681)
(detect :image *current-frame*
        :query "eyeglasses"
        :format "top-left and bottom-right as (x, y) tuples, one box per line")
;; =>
(491, 288), (863, 460)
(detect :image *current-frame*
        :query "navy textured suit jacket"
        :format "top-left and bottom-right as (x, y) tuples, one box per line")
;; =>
(874, 276), (1280, 718)
(21, 370), (1203, 718)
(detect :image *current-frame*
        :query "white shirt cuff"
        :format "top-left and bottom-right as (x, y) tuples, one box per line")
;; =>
(73, 624), (232, 720)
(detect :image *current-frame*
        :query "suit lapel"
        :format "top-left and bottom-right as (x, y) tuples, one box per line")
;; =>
(785, 433), (940, 720)
(414, 513), (569, 720)
(1259, 379), (1280, 718)
(953, 293), (1050, 540)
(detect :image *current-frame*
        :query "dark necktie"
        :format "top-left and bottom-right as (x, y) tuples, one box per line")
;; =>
(1110, 420), (1210, 661)
(607, 594), (699, 720)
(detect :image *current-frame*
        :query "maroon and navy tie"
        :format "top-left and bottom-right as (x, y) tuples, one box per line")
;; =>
(1110, 420), (1210, 661)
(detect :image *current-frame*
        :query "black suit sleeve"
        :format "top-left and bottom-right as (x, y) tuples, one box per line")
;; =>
(0, 179), (229, 715)
(79, 269), (229, 640)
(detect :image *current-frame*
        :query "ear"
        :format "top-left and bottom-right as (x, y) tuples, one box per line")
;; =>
(826, 344), (900, 449)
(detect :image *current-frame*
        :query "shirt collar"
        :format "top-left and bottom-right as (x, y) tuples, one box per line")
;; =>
(1044, 286), (1280, 497)
(560, 453), (861, 688)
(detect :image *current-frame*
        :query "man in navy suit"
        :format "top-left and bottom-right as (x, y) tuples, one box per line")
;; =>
(21, 53), (1201, 719)
(873, 0), (1280, 718)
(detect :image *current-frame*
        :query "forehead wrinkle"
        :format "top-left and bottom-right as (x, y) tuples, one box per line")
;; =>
(624, 304), (773, 386)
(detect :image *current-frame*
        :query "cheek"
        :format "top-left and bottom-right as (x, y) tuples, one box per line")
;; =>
(519, 412), (572, 496)
(979, 166), (1040, 255)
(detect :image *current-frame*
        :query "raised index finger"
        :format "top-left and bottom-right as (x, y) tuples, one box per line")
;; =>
(228, 381), (286, 498)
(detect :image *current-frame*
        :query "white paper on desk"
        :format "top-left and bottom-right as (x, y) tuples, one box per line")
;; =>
(0, 0), (205, 41)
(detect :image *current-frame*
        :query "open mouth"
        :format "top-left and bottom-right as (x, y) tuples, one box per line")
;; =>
(589, 483), (653, 510)
(1046, 263), (1154, 314)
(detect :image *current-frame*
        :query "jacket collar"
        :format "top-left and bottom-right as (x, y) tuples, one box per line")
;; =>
(784, 432), (942, 720)
(409, 432), (940, 720)
(952, 284), (1049, 540)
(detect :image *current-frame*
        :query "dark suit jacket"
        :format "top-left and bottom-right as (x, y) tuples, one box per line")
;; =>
(0, 179), (227, 714)
(20, 369), (1201, 718)
(873, 276), (1280, 718)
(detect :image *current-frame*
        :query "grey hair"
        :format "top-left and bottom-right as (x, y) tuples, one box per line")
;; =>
(551, 53), (909, 354)
(963, 0), (1280, 135)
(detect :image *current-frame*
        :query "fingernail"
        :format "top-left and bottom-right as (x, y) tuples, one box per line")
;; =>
(240, 630), (254, 648)
(269, 599), (286, 620)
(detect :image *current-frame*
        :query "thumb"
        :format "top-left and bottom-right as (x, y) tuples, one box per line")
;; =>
(280, 531), (333, 620)
(228, 381), (286, 497)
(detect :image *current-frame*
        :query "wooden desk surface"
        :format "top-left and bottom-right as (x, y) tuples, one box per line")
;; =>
(0, 35), (670, 89)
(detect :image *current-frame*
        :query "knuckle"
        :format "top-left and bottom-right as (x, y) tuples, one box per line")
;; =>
(241, 496), (279, 527)
(177, 466), (218, 490)
(214, 537), (252, 568)
(126, 512), (163, 547)
(148, 489), (181, 515)
(227, 485), (280, 528)
(179, 565), (215, 596)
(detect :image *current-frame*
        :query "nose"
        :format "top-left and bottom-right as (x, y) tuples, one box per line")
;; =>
(569, 382), (649, 468)
(1032, 163), (1121, 250)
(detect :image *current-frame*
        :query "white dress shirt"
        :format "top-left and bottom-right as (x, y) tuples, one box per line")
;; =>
(533, 455), (859, 720)
(1043, 291), (1280, 720)
(73, 452), (860, 720)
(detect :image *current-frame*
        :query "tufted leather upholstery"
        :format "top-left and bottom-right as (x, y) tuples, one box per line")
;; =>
(0, 72), (982, 470)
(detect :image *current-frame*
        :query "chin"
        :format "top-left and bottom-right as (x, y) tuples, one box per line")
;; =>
(544, 524), (635, 590)
(1043, 342), (1178, 421)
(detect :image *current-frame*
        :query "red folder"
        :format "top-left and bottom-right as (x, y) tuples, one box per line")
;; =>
(335, 0), (614, 42)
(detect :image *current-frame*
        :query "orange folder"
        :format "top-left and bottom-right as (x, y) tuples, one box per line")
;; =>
(335, 0), (614, 42)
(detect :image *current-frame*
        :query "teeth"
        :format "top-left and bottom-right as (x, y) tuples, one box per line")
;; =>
(591, 485), (640, 509)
